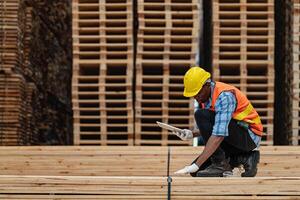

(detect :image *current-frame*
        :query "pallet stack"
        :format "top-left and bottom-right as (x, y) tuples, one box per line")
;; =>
(0, 0), (37, 145)
(293, 0), (300, 145)
(0, 0), (24, 145)
(0, 0), (22, 74)
(0, 74), (27, 145)
(22, 6), (38, 145)
(212, 0), (275, 145)
(72, 0), (134, 145)
(22, 6), (33, 78)
(135, 0), (200, 145)
(24, 83), (38, 144)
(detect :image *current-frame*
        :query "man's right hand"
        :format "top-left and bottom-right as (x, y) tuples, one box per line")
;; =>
(172, 129), (193, 140)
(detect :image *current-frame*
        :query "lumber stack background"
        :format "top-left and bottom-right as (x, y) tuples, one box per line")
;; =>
(72, 0), (134, 145)
(1, 1), (300, 199)
(212, 0), (274, 145)
(71, 0), (200, 146)
(0, 0), (36, 145)
(0, 0), (72, 145)
(135, 0), (199, 146)
(1, 0), (300, 145)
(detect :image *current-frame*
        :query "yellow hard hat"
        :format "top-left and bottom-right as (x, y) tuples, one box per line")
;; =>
(183, 66), (211, 97)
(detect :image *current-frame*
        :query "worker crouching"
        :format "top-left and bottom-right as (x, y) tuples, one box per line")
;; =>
(174, 66), (262, 177)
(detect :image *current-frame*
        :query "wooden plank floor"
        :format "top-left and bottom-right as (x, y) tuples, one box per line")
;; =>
(0, 146), (299, 199)
(0, 146), (299, 177)
(1, 195), (298, 200)
(0, 175), (299, 199)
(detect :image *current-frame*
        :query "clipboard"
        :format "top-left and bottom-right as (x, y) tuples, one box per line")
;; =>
(156, 121), (182, 132)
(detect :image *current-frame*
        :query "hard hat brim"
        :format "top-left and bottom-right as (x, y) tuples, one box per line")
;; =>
(183, 87), (202, 97)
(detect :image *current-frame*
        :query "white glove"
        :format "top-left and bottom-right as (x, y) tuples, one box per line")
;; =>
(174, 163), (199, 174)
(172, 129), (193, 141)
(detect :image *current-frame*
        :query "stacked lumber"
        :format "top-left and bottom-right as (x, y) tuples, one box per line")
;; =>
(0, 0), (21, 74)
(0, 74), (26, 145)
(24, 83), (38, 144)
(0, 146), (298, 199)
(212, 0), (275, 145)
(0, 0), (37, 145)
(135, 0), (200, 145)
(293, 0), (300, 145)
(72, 0), (134, 145)
(0, 176), (300, 199)
(0, 146), (300, 199)
(22, 6), (39, 145)
(0, 146), (169, 176)
(22, 6), (33, 77)
(0, 146), (299, 177)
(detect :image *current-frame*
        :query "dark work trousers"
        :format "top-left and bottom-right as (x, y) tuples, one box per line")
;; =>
(194, 109), (257, 162)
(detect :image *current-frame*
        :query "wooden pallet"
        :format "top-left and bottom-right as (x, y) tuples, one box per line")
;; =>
(135, 0), (200, 146)
(135, 65), (194, 146)
(212, 0), (274, 145)
(72, 0), (134, 145)
(0, 146), (299, 177)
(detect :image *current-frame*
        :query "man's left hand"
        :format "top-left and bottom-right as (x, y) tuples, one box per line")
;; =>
(174, 163), (199, 174)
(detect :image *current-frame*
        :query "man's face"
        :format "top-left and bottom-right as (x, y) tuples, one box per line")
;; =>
(193, 83), (211, 104)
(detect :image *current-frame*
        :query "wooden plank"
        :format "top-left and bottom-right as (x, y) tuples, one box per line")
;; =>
(0, 146), (299, 177)
(0, 175), (299, 198)
(0, 195), (299, 200)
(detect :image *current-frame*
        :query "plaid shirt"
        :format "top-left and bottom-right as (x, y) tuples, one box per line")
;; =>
(194, 82), (261, 147)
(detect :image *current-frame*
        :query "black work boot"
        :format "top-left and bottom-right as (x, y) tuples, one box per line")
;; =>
(189, 156), (211, 177)
(230, 151), (260, 177)
(195, 158), (232, 177)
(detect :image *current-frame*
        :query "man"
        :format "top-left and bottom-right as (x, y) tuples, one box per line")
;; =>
(174, 66), (262, 177)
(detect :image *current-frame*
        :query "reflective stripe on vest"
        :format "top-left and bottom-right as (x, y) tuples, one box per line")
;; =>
(234, 103), (261, 125)
(210, 82), (263, 136)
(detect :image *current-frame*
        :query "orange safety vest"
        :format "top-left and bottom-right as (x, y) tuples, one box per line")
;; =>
(209, 81), (263, 136)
